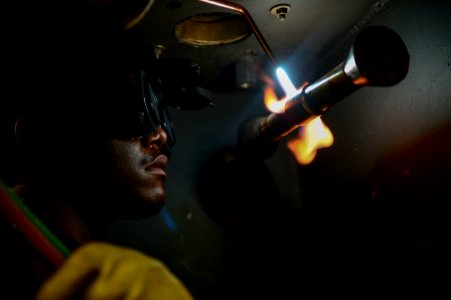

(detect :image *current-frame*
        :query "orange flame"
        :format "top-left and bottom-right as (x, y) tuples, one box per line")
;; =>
(287, 117), (334, 165)
(263, 80), (307, 113)
(263, 86), (287, 113)
(263, 67), (334, 165)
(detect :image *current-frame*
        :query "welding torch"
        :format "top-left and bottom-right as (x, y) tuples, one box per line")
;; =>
(197, 1), (409, 159)
(237, 25), (410, 159)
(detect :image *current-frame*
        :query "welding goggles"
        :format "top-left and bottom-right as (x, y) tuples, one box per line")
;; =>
(136, 69), (176, 155)
(109, 69), (176, 156)
(109, 58), (211, 155)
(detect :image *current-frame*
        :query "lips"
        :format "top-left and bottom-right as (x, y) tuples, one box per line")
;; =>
(145, 155), (168, 176)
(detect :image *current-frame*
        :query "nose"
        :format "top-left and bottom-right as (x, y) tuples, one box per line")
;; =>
(140, 127), (168, 150)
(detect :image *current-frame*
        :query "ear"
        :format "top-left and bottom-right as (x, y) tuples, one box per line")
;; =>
(14, 115), (55, 166)
(14, 115), (46, 149)
(14, 115), (30, 146)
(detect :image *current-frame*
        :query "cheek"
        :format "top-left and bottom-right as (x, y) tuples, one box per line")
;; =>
(100, 140), (143, 181)
(101, 140), (166, 213)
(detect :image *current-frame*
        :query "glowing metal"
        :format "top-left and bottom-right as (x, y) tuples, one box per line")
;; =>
(276, 67), (300, 99)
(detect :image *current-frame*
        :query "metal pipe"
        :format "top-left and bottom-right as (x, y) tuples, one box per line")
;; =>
(197, 0), (278, 67)
(237, 25), (410, 159)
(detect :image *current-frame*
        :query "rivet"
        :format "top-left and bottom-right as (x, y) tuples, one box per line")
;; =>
(270, 4), (292, 21)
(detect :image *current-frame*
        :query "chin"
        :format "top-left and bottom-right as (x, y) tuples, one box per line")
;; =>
(106, 188), (166, 220)
(119, 202), (164, 220)
(127, 190), (166, 219)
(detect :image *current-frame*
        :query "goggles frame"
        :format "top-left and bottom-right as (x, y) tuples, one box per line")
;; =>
(139, 70), (175, 155)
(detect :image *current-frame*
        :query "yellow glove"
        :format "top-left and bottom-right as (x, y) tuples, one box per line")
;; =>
(35, 242), (194, 300)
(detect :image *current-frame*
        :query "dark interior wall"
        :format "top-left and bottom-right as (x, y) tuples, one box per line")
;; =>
(319, 0), (451, 178)
(109, 0), (451, 295)
(279, 0), (451, 293)
(108, 1), (449, 296)
(310, 0), (451, 263)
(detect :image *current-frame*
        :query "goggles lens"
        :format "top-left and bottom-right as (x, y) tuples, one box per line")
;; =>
(140, 70), (175, 155)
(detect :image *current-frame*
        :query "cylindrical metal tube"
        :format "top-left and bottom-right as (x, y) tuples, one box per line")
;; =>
(262, 62), (359, 140)
(237, 25), (409, 159)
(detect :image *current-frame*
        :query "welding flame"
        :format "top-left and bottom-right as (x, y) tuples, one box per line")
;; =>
(287, 117), (334, 165)
(264, 67), (334, 165)
(264, 85), (286, 113)
(264, 67), (303, 113)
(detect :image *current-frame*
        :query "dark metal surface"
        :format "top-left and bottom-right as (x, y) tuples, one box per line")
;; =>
(116, 1), (451, 297)
(131, 0), (381, 89)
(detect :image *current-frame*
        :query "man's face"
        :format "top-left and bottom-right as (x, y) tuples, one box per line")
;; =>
(98, 127), (169, 219)
(65, 70), (175, 220)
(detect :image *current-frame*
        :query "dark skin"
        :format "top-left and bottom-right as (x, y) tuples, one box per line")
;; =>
(19, 127), (170, 242)
(101, 128), (169, 220)
(13, 121), (194, 299)
(72, 127), (170, 238)
(4, 1), (194, 298)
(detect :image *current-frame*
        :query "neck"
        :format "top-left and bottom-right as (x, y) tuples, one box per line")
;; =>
(13, 182), (114, 248)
